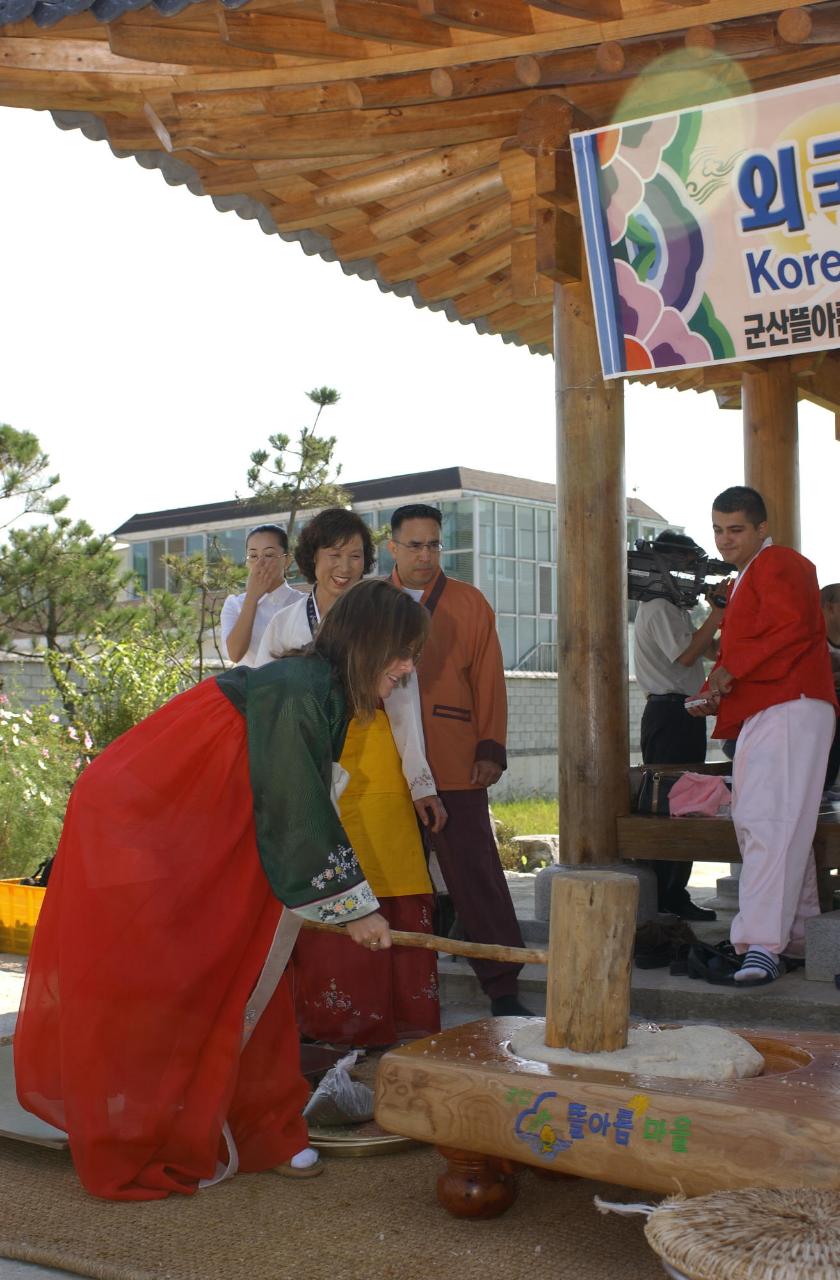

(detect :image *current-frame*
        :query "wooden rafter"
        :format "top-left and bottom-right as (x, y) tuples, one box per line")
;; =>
(2, 0), (840, 374)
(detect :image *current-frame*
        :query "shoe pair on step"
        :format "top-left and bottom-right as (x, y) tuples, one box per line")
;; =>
(686, 940), (803, 987)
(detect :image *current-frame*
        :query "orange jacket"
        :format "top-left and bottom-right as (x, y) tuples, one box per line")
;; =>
(391, 568), (507, 790)
(707, 544), (837, 739)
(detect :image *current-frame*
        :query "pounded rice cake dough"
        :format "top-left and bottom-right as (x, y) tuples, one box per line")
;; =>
(509, 1023), (764, 1081)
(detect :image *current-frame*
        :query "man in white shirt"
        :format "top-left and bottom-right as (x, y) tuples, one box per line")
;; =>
(221, 524), (300, 667)
(633, 531), (724, 920)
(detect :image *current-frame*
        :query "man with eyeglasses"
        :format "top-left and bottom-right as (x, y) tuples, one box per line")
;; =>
(221, 523), (301, 666)
(388, 504), (532, 1017)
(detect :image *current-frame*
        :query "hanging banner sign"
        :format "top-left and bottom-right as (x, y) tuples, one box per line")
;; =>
(571, 75), (840, 379)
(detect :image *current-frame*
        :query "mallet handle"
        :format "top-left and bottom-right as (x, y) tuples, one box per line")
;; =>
(301, 919), (547, 966)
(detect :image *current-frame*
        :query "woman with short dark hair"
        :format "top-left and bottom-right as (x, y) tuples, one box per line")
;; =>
(15, 580), (427, 1200)
(256, 508), (445, 1049)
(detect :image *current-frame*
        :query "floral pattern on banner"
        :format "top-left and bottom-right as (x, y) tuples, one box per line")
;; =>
(597, 115), (734, 371)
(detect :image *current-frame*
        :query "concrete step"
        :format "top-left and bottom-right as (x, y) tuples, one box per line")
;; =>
(438, 950), (840, 1033)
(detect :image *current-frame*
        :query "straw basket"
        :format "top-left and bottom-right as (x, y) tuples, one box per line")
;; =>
(645, 1188), (840, 1280)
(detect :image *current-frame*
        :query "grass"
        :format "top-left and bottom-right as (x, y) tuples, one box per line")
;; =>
(491, 797), (559, 871)
(491, 797), (558, 836)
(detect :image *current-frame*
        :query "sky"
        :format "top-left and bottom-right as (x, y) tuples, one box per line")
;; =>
(1, 104), (838, 581)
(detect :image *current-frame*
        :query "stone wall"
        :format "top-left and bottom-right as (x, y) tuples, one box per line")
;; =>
(0, 653), (55, 706)
(1, 654), (647, 801)
(494, 670), (644, 801)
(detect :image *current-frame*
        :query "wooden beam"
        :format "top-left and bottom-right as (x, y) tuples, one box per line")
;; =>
(453, 278), (511, 320)
(349, 69), (440, 107)
(220, 12), (370, 59)
(107, 25), (278, 69)
(164, 97), (527, 159)
(516, 93), (591, 157)
(554, 270), (628, 864)
(778, 4), (840, 46)
(0, 37), (184, 75)
(534, 200), (581, 283)
(263, 81), (363, 115)
(498, 140), (535, 201)
(684, 17), (782, 57)
(322, 0), (453, 47)
(528, 0), (622, 18)
(742, 360), (800, 550)
(511, 234), (553, 304)
(431, 58), (527, 99)
(417, 0), (533, 36)
(800, 351), (840, 415)
(318, 138), (502, 206)
(418, 234), (515, 301)
(367, 164), (504, 238)
(378, 198), (510, 277)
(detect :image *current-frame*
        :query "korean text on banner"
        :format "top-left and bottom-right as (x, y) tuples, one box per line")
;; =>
(571, 76), (840, 380)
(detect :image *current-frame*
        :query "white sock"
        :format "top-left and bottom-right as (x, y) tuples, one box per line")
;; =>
(734, 946), (781, 982)
(290, 1147), (319, 1170)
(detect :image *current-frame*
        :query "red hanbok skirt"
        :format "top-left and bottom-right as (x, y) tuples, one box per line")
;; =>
(290, 894), (439, 1047)
(14, 679), (309, 1201)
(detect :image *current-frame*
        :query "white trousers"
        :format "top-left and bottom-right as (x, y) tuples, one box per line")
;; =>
(730, 697), (835, 956)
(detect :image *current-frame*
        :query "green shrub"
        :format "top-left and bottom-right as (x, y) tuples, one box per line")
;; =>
(46, 617), (194, 755)
(0, 693), (83, 878)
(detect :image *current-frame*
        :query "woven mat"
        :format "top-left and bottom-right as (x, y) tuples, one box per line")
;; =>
(0, 1138), (664, 1280)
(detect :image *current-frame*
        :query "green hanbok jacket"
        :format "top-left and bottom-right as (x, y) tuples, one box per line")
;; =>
(217, 653), (379, 924)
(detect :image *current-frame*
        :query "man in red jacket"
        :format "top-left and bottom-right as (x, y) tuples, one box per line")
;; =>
(689, 486), (837, 985)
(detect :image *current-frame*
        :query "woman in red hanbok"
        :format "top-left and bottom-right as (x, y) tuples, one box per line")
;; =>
(14, 580), (427, 1201)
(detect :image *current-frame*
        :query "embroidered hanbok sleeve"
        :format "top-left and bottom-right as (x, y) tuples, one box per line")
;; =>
(383, 672), (436, 800)
(243, 657), (379, 924)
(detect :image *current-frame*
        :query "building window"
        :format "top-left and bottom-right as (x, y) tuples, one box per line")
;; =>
(440, 500), (472, 552)
(517, 505), (535, 559)
(536, 507), (552, 562)
(496, 503), (515, 557)
(497, 559), (515, 612)
(539, 564), (554, 615)
(149, 539), (167, 592)
(498, 615), (516, 669)
(444, 551), (473, 583)
(517, 560), (536, 614)
(209, 528), (247, 565)
(132, 543), (149, 593)
(479, 500), (494, 554)
(479, 555), (496, 608)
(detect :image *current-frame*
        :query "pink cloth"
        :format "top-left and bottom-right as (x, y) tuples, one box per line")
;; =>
(668, 773), (732, 818)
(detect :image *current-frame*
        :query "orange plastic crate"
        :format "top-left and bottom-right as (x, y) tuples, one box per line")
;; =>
(0, 878), (46, 955)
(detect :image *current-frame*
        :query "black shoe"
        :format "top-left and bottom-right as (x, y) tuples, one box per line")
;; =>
(670, 901), (717, 922)
(490, 995), (536, 1017)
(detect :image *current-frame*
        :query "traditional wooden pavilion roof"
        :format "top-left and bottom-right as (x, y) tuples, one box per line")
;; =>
(3, 0), (840, 408)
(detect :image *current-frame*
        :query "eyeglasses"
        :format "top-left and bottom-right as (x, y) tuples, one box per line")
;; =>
(391, 539), (444, 553)
(246, 551), (287, 561)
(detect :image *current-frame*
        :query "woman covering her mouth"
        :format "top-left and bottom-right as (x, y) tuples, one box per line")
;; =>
(14, 579), (428, 1200)
(255, 508), (445, 1049)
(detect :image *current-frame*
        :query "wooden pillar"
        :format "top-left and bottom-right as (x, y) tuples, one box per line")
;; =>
(741, 359), (800, 549)
(554, 275), (629, 865)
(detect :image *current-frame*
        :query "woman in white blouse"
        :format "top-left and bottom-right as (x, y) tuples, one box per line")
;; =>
(256, 508), (446, 1047)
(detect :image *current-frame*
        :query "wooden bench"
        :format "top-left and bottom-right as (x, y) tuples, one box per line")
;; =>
(618, 788), (840, 908)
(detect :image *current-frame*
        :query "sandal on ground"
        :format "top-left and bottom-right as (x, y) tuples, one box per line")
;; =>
(685, 940), (741, 983)
(732, 949), (786, 987)
(273, 1148), (324, 1179)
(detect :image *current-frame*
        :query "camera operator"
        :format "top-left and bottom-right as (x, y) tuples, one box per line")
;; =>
(633, 530), (724, 920)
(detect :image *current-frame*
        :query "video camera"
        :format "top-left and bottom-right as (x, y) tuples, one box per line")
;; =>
(628, 537), (733, 610)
